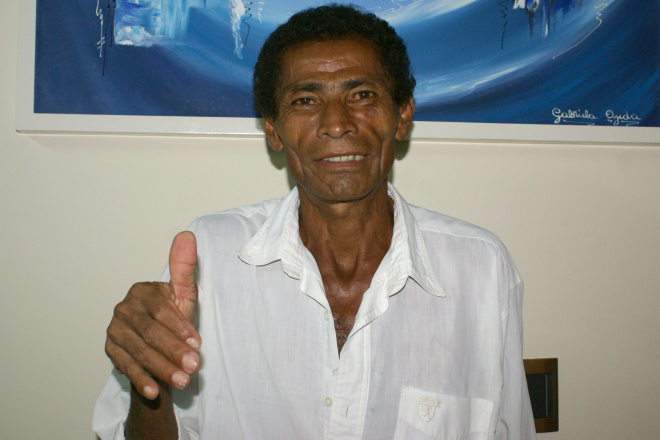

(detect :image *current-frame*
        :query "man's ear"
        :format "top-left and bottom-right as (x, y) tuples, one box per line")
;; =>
(264, 118), (284, 152)
(395, 97), (415, 141)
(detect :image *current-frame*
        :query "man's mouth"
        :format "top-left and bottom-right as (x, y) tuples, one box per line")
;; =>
(322, 154), (366, 162)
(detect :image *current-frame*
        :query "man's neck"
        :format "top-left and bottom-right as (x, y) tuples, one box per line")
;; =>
(297, 181), (394, 355)
(297, 181), (394, 271)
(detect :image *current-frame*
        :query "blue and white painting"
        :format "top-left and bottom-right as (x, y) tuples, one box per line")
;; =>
(34, 0), (659, 127)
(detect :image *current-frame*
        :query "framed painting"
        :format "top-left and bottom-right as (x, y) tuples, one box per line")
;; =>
(16, 0), (660, 143)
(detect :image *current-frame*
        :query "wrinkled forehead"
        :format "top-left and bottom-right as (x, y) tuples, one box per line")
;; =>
(275, 38), (391, 94)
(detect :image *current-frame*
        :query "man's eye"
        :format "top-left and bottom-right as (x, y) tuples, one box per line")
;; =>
(355, 90), (376, 100)
(292, 97), (315, 106)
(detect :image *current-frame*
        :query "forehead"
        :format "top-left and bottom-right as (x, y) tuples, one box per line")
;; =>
(276, 39), (388, 92)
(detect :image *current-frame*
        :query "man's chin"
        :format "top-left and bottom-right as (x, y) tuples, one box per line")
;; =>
(297, 180), (388, 206)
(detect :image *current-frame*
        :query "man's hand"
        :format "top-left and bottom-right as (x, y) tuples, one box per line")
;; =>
(105, 231), (201, 400)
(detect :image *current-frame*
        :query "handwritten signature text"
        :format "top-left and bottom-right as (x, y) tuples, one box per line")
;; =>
(605, 110), (641, 126)
(552, 108), (598, 125)
(551, 108), (644, 126)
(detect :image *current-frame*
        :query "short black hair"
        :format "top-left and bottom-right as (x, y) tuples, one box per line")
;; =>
(253, 3), (416, 119)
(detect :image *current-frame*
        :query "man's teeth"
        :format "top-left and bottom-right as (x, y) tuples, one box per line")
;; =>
(323, 155), (365, 162)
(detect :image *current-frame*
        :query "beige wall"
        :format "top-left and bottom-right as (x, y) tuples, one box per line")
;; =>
(1, 1), (659, 438)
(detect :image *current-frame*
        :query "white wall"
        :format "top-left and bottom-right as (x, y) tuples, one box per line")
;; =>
(1, 1), (658, 438)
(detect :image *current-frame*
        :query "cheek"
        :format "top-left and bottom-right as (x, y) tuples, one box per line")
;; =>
(284, 147), (301, 168)
(283, 145), (309, 184)
(380, 146), (395, 172)
(356, 106), (400, 135)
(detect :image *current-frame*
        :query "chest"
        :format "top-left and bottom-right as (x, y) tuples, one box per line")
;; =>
(197, 273), (506, 440)
(324, 279), (371, 354)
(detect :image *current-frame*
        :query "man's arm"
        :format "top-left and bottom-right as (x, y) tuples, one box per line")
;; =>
(125, 380), (178, 440)
(103, 232), (201, 437)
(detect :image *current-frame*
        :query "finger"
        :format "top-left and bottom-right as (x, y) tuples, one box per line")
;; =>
(124, 282), (200, 349)
(131, 312), (200, 374)
(168, 231), (198, 324)
(139, 284), (201, 350)
(106, 342), (162, 400)
(110, 294), (200, 372)
(113, 329), (192, 391)
(152, 299), (201, 351)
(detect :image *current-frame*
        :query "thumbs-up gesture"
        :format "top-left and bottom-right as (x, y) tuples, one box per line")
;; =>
(105, 232), (201, 399)
(168, 231), (199, 325)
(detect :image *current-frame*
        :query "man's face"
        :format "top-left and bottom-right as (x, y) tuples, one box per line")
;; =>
(264, 39), (414, 206)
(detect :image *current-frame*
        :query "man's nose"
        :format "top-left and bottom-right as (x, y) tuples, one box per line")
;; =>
(317, 99), (357, 139)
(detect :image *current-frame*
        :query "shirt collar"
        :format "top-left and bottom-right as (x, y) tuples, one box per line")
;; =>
(238, 184), (445, 297)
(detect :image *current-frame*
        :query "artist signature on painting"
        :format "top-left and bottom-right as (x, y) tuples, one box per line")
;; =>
(551, 108), (643, 126)
(552, 108), (598, 125)
(605, 110), (641, 126)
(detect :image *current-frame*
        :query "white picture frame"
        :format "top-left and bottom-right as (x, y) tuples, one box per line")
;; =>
(16, 0), (660, 145)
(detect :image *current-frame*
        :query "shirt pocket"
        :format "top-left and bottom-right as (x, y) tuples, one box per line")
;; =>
(392, 386), (493, 440)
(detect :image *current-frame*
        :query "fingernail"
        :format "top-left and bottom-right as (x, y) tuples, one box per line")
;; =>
(143, 385), (157, 399)
(186, 337), (200, 350)
(172, 371), (189, 389)
(182, 354), (199, 373)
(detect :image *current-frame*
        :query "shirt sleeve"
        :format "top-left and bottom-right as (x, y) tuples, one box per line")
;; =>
(495, 281), (537, 440)
(92, 368), (200, 440)
(92, 370), (131, 440)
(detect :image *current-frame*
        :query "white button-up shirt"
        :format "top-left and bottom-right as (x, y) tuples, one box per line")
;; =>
(94, 185), (536, 439)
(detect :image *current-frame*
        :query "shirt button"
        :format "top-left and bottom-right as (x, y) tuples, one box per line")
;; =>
(325, 397), (333, 407)
(324, 311), (330, 321)
(333, 368), (339, 375)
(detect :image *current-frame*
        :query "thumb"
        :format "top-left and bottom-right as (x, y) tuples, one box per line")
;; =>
(169, 231), (198, 324)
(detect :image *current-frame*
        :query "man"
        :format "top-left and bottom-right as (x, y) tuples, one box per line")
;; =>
(94, 4), (536, 439)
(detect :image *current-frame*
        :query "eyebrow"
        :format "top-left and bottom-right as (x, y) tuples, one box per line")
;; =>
(281, 77), (387, 96)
